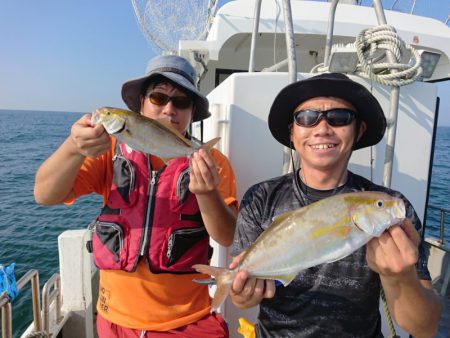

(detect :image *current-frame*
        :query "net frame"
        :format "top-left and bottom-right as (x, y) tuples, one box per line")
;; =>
(131, 0), (219, 53)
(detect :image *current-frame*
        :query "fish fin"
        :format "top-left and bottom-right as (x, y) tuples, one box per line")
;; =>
(253, 272), (297, 287)
(192, 277), (216, 285)
(191, 137), (203, 149)
(274, 274), (297, 286)
(193, 264), (235, 312)
(199, 137), (221, 152)
(155, 119), (192, 147)
(192, 264), (224, 276)
(326, 252), (352, 264)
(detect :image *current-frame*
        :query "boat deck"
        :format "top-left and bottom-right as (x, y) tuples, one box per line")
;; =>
(437, 294), (450, 337)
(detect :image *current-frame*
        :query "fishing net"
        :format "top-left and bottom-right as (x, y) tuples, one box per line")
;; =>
(131, 0), (219, 53)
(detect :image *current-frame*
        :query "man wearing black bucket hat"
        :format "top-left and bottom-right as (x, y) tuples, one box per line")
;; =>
(35, 55), (237, 337)
(230, 73), (441, 338)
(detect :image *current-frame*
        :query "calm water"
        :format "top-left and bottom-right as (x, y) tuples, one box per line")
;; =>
(0, 109), (449, 337)
(0, 110), (102, 336)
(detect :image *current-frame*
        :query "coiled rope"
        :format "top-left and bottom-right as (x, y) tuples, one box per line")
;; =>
(354, 24), (422, 86)
(312, 24), (423, 87)
(381, 287), (400, 338)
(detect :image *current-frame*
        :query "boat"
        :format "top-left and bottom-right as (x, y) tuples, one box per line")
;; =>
(1, 0), (449, 337)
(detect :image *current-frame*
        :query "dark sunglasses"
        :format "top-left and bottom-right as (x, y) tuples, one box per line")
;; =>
(293, 108), (356, 127)
(146, 92), (193, 109)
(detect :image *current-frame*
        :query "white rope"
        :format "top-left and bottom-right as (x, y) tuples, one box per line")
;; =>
(354, 24), (422, 86)
(311, 24), (423, 87)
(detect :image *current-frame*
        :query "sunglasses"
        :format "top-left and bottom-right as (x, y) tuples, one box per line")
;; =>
(293, 108), (356, 127)
(146, 92), (193, 109)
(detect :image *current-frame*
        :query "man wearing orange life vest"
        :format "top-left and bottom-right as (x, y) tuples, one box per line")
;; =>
(34, 55), (237, 337)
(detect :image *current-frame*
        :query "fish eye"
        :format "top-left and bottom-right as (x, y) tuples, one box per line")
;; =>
(376, 200), (384, 208)
(106, 111), (111, 115)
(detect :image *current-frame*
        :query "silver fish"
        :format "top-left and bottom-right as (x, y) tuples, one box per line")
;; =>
(194, 191), (405, 311)
(91, 107), (220, 158)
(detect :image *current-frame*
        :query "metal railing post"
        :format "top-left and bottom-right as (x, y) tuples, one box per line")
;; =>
(324, 0), (340, 68)
(281, 0), (297, 83)
(15, 270), (42, 333)
(1, 270), (42, 338)
(1, 292), (12, 338)
(281, 0), (299, 174)
(427, 204), (449, 245)
(371, 0), (401, 189)
(249, 0), (262, 72)
(439, 209), (445, 244)
(42, 274), (62, 333)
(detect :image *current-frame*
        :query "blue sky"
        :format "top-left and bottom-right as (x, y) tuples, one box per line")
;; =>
(0, 0), (449, 125)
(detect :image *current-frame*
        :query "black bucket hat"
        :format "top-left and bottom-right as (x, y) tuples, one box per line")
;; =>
(121, 55), (210, 122)
(268, 73), (386, 150)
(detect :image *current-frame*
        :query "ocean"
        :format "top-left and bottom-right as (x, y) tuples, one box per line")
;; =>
(0, 109), (449, 337)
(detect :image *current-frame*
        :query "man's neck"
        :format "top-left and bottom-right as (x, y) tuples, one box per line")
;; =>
(299, 167), (349, 190)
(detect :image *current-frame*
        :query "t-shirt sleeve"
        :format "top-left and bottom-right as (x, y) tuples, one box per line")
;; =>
(231, 184), (266, 257)
(403, 197), (432, 281)
(211, 149), (238, 210)
(64, 142), (114, 206)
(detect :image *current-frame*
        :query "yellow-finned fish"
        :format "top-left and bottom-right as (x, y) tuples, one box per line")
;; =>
(193, 191), (405, 312)
(91, 107), (220, 158)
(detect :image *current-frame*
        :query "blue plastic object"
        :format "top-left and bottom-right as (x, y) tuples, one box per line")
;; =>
(0, 263), (19, 302)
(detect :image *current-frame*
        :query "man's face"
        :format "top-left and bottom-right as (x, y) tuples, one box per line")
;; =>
(291, 96), (366, 175)
(139, 81), (194, 134)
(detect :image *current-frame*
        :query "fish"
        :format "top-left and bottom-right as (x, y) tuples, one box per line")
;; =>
(193, 191), (406, 311)
(90, 107), (220, 159)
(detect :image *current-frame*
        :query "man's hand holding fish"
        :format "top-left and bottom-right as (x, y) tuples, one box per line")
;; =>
(189, 149), (221, 194)
(228, 252), (276, 309)
(190, 148), (237, 246)
(70, 114), (111, 158)
(365, 218), (437, 335)
(367, 218), (421, 278)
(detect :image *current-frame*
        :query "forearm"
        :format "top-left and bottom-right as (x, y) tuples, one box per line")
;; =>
(381, 270), (441, 337)
(34, 137), (85, 205)
(196, 189), (237, 246)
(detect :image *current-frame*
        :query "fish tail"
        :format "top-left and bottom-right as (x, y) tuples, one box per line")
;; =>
(200, 137), (221, 152)
(193, 264), (235, 312)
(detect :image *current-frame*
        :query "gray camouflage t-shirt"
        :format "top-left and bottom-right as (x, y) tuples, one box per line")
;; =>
(231, 170), (430, 338)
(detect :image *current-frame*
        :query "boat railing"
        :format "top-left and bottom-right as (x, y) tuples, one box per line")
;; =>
(1, 269), (63, 338)
(427, 204), (450, 245)
(425, 205), (450, 299)
(1, 269), (41, 338)
(41, 273), (63, 334)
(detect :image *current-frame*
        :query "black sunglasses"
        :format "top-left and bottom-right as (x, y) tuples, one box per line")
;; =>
(293, 108), (356, 127)
(146, 92), (193, 109)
